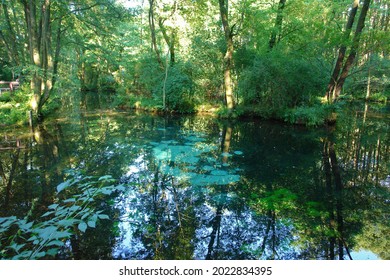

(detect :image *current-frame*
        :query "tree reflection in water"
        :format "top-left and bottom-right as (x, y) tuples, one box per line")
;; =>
(0, 105), (389, 259)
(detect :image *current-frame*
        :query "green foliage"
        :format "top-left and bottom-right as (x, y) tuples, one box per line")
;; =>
(238, 51), (327, 117)
(0, 173), (124, 259)
(284, 103), (336, 126)
(0, 85), (31, 125)
(156, 63), (195, 113)
(253, 188), (298, 214)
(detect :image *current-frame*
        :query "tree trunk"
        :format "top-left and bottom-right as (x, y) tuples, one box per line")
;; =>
(1, 1), (20, 64)
(325, 0), (372, 102)
(269, 0), (286, 50)
(333, 0), (372, 99)
(326, 0), (359, 101)
(218, 0), (234, 110)
(148, 0), (163, 68)
(21, 0), (59, 119)
(159, 18), (176, 65)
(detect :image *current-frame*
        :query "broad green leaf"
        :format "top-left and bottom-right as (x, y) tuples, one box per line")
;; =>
(58, 219), (76, 227)
(41, 211), (54, 217)
(78, 222), (87, 233)
(46, 248), (59, 257)
(47, 240), (64, 247)
(19, 221), (34, 231)
(87, 220), (96, 228)
(98, 214), (109, 220)
(99, 175), (113, 181)
(48, 203), (59, 210)
(57, 180), (71, 193)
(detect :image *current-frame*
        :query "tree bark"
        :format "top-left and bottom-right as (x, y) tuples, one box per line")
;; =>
(325, 0), (359, 101)
(325, 0), (372, 102)
(1, 1), (20, 64)
(218, 0), (234, 110)
(333, 0), (372, 98)
(148, 0), (163, 68)
(269, 0), (286, 50)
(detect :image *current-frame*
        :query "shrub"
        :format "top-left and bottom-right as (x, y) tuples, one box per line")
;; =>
(238, 51), (327, 116)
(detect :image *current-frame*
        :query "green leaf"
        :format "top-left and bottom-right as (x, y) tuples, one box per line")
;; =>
(98, 175), (113, 181)
(101, 188), (113, 195)
(87, 220), (96, 228)
(47, 240), (64, 247)
(46, 248), (59, 257)
(57, 180), (71, 193)
(78, 222), (87, 233)
(19, 221), (34, 231)
(41, 211), (54, 217)
(58, 219), (77, 227)
(48, 203), (59, 210)
(115, 185), (126, 191)
(98, 214), (109, 220)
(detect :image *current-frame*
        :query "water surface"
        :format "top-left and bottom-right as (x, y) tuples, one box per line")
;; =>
(0, 105), (389, 260)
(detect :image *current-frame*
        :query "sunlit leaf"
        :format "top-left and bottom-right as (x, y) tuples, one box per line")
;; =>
(19, 221), (34, 231)
(57, 180), (71, 193)
(48, 204), (59, 210)
(41, 211), (54, 217)
(78, 222), (88, 233)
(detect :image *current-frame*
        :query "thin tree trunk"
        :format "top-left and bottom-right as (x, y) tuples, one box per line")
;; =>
(219, 0), (234, 110)
(158, 19), (176, 65)
(1, 1), (20, 64)
(325, 0), (359, 101)
(332, 0), (372, 100)
(269, 0), (286, 50)
(148, 0), (163, 68)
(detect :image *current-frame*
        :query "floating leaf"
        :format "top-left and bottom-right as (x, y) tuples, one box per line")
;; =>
(233, 151), (243, 155)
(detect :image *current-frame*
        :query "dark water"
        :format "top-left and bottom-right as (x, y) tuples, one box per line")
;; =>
(1, 105), (389, 260)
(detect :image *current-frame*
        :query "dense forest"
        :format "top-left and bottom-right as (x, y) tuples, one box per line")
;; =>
(0, 0), (389, 125)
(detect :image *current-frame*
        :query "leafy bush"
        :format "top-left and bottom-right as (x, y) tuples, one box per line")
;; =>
(155, 64), (195, 113)
(0, 85), (31, 125)
(284, 103), (335, 126)
(0, 173), (124, 259)
(238, 51), (327, 116)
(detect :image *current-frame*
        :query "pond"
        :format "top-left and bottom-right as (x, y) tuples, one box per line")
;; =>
(0, 103), (389, 260)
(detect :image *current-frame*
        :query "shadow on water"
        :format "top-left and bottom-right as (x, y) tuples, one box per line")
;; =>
(0, 102), (389, 259)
